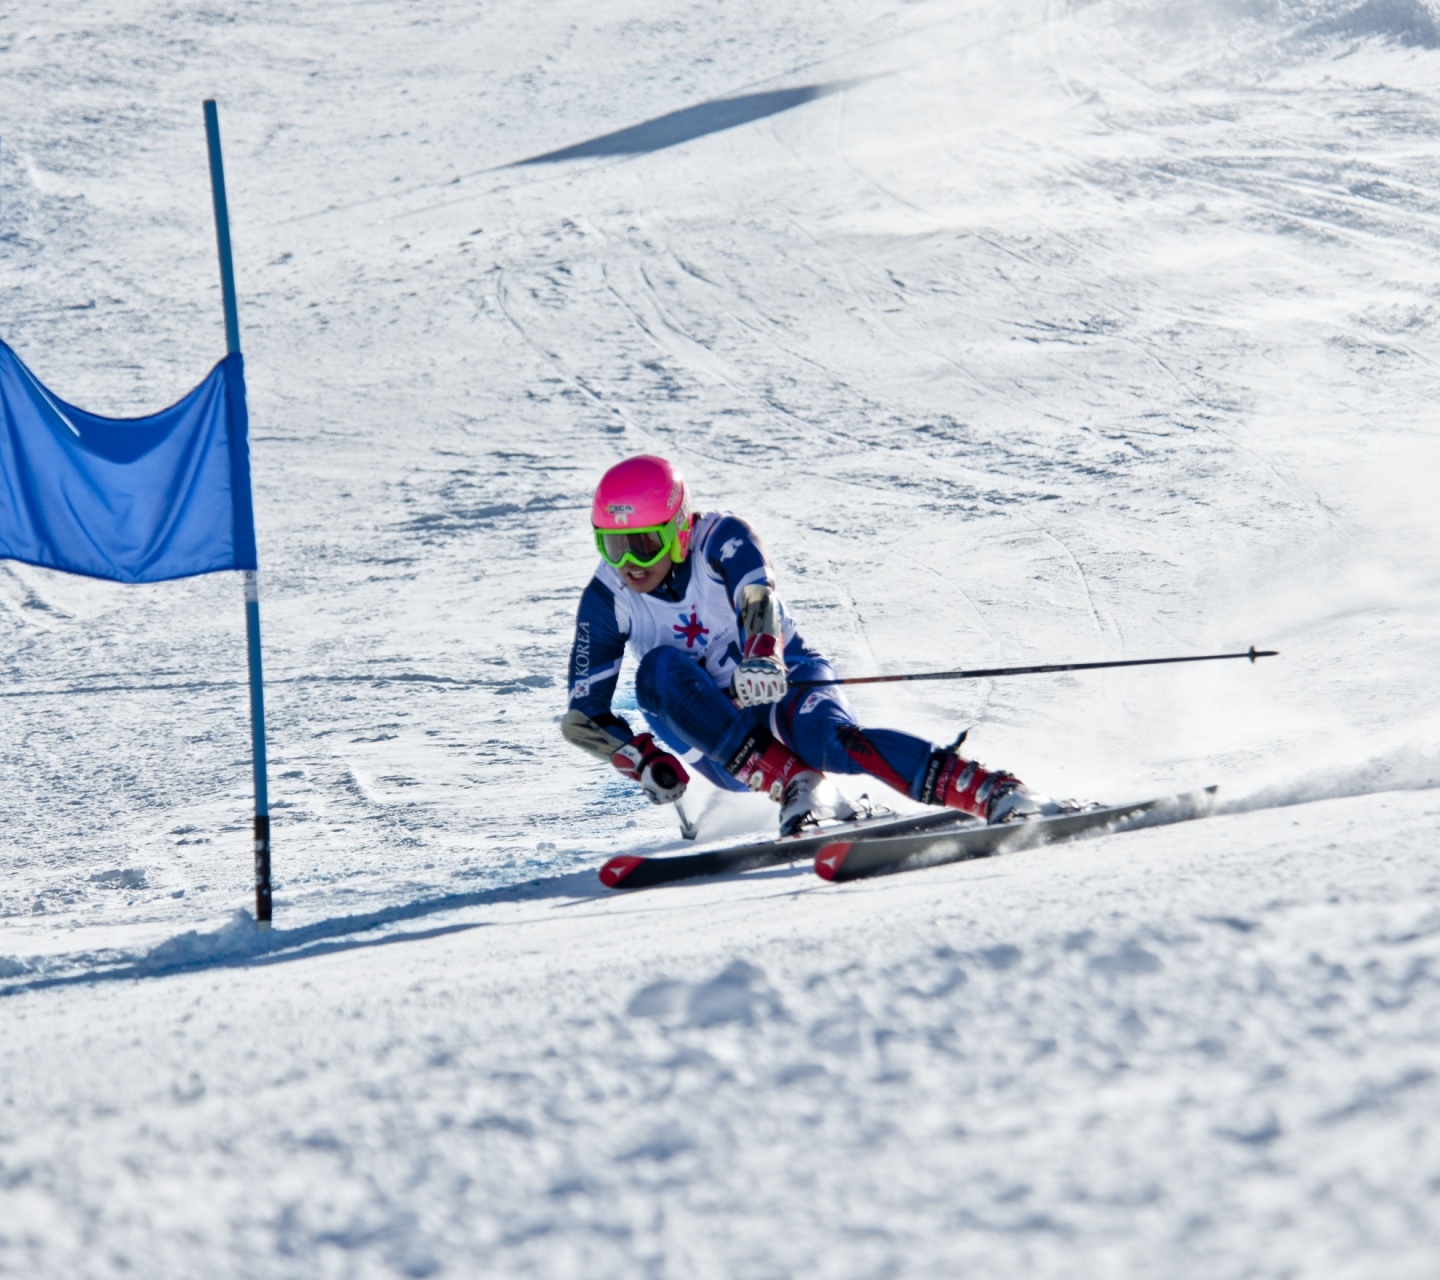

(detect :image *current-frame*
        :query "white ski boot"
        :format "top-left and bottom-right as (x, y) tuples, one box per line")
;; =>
(778, 771), (858, 837)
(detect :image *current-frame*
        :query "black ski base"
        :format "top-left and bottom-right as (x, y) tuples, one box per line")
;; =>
(599, 807), (978, 890)
(814, 787), (1219, 882)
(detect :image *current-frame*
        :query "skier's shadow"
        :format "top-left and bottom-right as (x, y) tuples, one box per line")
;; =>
(2, 847), (831, 996)
(0, 869), (611, 996)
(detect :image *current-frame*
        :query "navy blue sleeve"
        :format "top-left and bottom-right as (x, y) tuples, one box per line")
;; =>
(704, 516), (775, 607)
(566, 575), (631, 729)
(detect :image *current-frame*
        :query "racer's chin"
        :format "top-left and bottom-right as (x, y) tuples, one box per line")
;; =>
(621, 561), (671, 593)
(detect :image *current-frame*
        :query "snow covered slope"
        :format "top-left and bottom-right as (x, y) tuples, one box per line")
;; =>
(1, 0), (1438, 1274)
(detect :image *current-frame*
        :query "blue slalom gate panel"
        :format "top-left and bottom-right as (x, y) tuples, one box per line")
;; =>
(0, 338), (257, 584)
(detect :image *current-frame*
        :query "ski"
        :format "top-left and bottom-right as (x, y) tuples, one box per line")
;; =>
(599, 807), (979, 890)
(813, 787), (1219, 882)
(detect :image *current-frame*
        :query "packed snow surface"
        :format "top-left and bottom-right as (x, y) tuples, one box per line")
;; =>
(2, 0), (1440, 1275)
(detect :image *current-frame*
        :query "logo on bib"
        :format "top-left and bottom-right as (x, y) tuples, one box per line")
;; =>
(673, 610), (710, 649)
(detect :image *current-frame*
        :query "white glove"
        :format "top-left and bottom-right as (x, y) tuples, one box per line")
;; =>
(732, 633), (788, 707)
(610, 734), (689, 804)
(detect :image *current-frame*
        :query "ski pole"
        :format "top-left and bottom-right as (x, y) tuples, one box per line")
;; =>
(674, 796), (700, 841)
(791, 645), (1278, 689)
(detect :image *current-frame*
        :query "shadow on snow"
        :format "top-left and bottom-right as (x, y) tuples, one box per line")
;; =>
(513, 82), (853, 164)
(1, 867), (608, 996)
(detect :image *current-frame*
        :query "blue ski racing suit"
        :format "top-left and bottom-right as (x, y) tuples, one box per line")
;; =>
(562, 511), (959, 803)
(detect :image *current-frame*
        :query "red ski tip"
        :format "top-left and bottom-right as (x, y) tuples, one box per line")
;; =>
(813, 841), (853, 881)
(599, 855), (645, 889)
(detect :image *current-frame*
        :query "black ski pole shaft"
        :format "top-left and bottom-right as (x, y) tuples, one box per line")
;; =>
(791, 645), (1278, 689)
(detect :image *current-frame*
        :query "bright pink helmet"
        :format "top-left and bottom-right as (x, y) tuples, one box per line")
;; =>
(591, 455), (694, 568)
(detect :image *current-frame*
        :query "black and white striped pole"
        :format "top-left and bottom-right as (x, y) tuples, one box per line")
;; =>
(203, 99), (272, 928)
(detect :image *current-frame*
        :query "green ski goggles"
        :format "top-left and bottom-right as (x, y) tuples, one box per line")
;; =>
(594, 517), (683, 569)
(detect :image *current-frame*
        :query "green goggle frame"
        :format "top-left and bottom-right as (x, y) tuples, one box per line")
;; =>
(594, 517), (684, 569)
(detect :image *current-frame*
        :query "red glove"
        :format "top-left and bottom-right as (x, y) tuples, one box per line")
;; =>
(732, 633), (788, 707)
(610, 733), (690, 805)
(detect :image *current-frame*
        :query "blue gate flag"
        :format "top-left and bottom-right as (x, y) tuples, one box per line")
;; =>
(0, 338), (257, 584)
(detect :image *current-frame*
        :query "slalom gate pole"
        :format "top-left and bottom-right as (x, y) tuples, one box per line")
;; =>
(204, 99), (272, 928)
(791, 645), (1278, 689)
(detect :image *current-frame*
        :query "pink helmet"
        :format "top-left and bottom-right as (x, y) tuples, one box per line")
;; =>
(591, 455), (694, 564)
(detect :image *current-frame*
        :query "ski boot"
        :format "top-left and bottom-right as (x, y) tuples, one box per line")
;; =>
(778, 771), (858, 837)
(725, 730), (853, 836)
(920, 733), (1060, 825)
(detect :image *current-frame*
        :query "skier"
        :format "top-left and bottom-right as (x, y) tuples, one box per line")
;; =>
(562, 455), (1062, 835)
